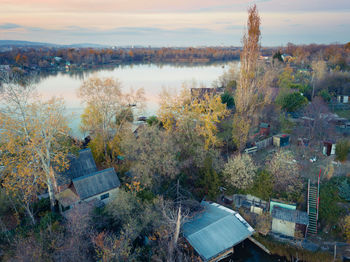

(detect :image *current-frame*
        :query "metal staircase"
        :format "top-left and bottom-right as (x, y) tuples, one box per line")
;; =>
(307, 170), (321, 237)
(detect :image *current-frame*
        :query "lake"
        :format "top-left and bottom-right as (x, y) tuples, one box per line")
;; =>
(35, 62), (238, 137)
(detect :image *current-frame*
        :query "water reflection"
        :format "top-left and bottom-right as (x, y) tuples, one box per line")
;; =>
(32, 62), (239, 136)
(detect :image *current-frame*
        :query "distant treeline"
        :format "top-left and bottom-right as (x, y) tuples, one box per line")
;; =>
(0, 43), (349, 72)
(280, 42), (350, 69)
(0, 46), (277, 71)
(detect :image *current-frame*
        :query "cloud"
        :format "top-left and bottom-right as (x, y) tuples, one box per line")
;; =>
(0, 23), (21, 29)
(0, 0), (349, 46)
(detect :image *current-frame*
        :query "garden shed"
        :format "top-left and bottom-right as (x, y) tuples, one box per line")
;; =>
(183, 201), (254, 261)
(323, 141), (336, 156)
(273, 134), (290, 147)
(271, 206), (309, 238)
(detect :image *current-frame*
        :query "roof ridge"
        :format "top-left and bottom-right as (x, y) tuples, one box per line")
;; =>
(72, 167), (115, 182)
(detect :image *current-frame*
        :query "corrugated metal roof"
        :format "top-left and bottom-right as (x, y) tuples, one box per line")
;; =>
(72, 168), (120, 200)
(58, 148), (98, 186)
(183, 201), (254, 261)
(272, 206), (309, 225)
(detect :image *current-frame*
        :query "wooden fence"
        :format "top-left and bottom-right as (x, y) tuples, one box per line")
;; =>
(256, 137), (273, 150)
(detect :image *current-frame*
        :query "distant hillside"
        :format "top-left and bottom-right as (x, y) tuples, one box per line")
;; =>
(0, 40), (110, 48)
(0, 40), (58, 47)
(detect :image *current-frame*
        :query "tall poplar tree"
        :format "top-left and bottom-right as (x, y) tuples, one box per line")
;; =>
(233, 5), (266, 150)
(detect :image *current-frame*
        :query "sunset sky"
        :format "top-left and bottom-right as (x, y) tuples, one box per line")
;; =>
(0, 0), (349, 46)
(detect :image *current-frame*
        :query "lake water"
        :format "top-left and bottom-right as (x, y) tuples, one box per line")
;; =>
(35, 62), (238, 137)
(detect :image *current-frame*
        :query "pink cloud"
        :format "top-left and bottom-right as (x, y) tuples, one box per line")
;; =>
(1, 0), (250, 13)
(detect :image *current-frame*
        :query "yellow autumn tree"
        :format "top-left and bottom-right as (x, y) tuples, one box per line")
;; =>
(78, 77), (144, 163)
(0, 81), (71, 213)
(158, 85), (228, 149)
(344, 216), (350, 243)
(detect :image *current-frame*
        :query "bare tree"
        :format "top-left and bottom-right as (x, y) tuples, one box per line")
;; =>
(268, 150), (302, 200)
(301, 97), (334, 143)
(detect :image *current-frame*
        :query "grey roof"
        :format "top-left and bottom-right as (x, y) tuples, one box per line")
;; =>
(183, 201), (254, 261)
(58, 149), (98, 186)
(72, 168), (120, 200)
(272, 206), (309, 225)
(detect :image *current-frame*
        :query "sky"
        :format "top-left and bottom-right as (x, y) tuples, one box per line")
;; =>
(0, 0), (349, 46)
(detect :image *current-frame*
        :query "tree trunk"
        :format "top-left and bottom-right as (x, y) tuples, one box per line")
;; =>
(173, 206), (181, 246)
(46, 168), (57, 212)
(25, 202), (36, 225)
(167, 206), (182, 262)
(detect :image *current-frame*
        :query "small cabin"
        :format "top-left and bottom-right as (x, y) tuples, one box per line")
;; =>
(270, 200), (308, 238)
(259, 123), (270, 136)
(190, 87), (224, 101)
(337, 95), (349, 104)
(273, 134), (290, 147)
(323, 141), (336, 156)
(271, 206), (309, 238)
(56, 168), (120, 213)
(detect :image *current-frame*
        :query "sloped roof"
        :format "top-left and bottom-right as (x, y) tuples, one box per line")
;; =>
(55, 188), (80, 207)
(272, 206), (309, 225)
(58, 148), (98, 186)
(72, 168), (120, 200)
(183, 201), (254, 261)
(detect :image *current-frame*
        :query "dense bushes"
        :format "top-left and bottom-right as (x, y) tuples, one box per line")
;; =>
(335, 139), (350, 162)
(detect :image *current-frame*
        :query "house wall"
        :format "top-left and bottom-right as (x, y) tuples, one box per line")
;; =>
(83, 187), (119, 204)
(272, 218), (295, 237)
(338, 95), (349, 103)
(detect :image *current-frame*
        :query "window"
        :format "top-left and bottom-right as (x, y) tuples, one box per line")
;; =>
(100, 193), (109, 200)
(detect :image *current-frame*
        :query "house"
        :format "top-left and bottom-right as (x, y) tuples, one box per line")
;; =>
(183, 201), (254, 262)
(337, 95), (349, 104)
(273, 134), (290, 147)
(271, 206), (309, 238)
(56, 168), (120, 213)
(191, 87), (224, 101)
(55, 148), (121, 213)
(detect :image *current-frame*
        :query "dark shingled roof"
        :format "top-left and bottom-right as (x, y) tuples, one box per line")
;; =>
(272, 206), (309, 225)
(58, 148), (98, 186)
(72, 168), (120, 200)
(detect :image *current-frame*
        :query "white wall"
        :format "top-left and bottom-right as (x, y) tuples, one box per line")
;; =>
(272, 218), (295, 237)
(84, 187), (119, 204)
